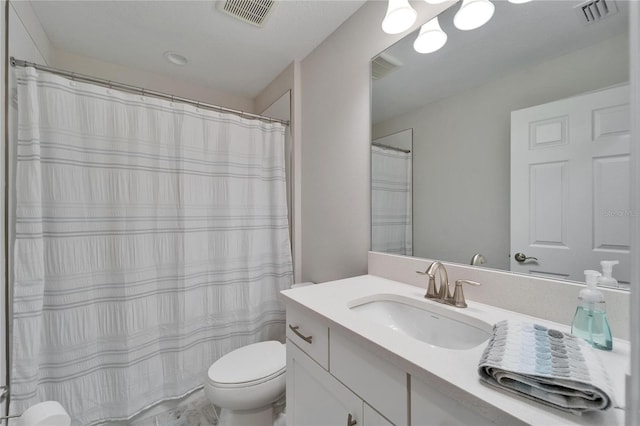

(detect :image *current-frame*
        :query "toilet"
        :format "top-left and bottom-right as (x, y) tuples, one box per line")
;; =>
(204, 340), (286, 426)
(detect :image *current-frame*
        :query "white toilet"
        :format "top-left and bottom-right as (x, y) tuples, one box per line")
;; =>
(204, 340), (286, 426)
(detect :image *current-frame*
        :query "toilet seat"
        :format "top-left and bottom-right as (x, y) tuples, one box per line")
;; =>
(207, 341), (286, 388)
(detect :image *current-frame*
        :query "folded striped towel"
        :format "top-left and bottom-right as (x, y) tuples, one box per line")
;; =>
(478, 320), (616, 414)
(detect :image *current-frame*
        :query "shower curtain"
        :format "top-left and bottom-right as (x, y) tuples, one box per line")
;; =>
(10, 67), (293, 425)
(371, 145), (412, 255)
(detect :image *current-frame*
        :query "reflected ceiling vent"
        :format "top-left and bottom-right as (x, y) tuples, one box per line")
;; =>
(372, 53), (403, 80)
(217, 0), (276, 27)
(574, 0), (617, 25)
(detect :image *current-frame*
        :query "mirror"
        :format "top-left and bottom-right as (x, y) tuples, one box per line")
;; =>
(371, 0), (631, 289)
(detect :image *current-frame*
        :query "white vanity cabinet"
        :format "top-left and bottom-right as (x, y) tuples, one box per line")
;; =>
(286, 342), (363, 426)
(411, 376), (504, 426)
(286, 306), (397, 426)
(285, 304), (498, 426)
(282, 276), (629, 426)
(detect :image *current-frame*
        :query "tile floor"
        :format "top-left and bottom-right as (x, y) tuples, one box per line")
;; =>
(120, 390), (285, 426)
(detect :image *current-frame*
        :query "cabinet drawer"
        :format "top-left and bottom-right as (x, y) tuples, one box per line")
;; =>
(286, 306), (329, 369)
(330, 331), (407, 425)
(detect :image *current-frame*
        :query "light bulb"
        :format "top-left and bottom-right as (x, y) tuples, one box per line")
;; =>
(454, 0), (495, 31)
(413, 17), (447, 54)
(382, 0), (417, 34)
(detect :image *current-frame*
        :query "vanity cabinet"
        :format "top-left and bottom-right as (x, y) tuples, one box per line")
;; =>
(286, 341), (363, 426)
(411, 375), (498, 426)
(286, 307), (397, 426)
(285, 305), (498, 426)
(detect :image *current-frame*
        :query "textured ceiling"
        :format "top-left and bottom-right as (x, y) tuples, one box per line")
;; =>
(373, 0), (630, 124)
(30, 0), (366, 99)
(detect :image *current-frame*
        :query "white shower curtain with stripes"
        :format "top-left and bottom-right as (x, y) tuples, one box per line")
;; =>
(371, 145), (412, 256)
(11, 67), (293, 425)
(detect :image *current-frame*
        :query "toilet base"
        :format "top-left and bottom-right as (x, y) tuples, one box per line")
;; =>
(218, 404), (273, 426)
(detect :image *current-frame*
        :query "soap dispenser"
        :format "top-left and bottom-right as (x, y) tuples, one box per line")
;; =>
(571, 270), (612, 351)
(598, 260), (620, 288)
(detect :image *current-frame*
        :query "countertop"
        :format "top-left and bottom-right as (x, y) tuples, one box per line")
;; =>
(280, 274), (628, 426)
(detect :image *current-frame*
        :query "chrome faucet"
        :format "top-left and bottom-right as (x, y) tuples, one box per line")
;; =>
(416, 261), (481, 308)
(417, 261), (452, 303)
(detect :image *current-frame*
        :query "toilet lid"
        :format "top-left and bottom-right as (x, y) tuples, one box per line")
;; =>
(208, 341), (286, 386)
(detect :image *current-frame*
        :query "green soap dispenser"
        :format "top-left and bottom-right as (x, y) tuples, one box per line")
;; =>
(571, 270), (613, 351)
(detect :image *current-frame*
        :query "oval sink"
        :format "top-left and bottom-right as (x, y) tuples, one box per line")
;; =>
(349, 295), (492, 350)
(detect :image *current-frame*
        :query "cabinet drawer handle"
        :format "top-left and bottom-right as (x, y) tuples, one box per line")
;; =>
(289, 325), (313, 343)
(347, 413), (357, 426)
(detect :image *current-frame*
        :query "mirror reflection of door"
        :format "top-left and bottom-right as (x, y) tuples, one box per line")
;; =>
(510, 85), (630, 287)
(371, 129), (413, 256)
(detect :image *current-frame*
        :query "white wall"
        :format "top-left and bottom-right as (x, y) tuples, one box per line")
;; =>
(300, 0), (453, 283)
(255, 62), (303, 283)
(4, 0), (55, 414)
(373, 34), (629, 270)
(628, 2), (640, 423)
(50, 49), (254, 113)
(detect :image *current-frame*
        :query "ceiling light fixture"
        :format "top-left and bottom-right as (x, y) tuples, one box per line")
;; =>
(382, 0), (418, 35)
(453, 0), (495, 31)
(424, 0), (449, 3)
(507, 0), (533, 3)
(413, 17), (447, 54)
(163, 51), (188, 66)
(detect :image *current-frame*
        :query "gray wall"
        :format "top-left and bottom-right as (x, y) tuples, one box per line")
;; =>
(373, 34), (629, 270)
(299, 1), (452, 283)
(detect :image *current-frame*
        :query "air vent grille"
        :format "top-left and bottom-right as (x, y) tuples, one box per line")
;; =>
(217, 0), (276, 27)
(575, 0), (618, 24)
(372, 53), (402, 80)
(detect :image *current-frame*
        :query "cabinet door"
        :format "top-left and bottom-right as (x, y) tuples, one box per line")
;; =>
(287, 340), (363, 426)
(411, 376), (496, 426)
(364, 403), (394, 426)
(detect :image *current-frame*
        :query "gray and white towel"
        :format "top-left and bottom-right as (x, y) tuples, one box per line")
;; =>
(478, 320), (616, 414)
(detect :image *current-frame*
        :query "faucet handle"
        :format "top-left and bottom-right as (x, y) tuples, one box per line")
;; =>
(452, 279), (481, 308)
(416, 270), (438, 299)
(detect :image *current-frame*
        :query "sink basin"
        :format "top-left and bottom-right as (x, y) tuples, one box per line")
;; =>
(349, 294), (492, 350)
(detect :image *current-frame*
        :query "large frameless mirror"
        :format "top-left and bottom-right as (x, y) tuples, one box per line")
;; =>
(371, 0), (631, 289)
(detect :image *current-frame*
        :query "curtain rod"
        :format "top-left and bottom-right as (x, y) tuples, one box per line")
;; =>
(10, 57), (290, 126)
(372, 142), (411, 154)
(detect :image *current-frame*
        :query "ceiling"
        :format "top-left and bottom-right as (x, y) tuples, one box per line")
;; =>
(30, 0), (366, 99)
(373, 0), (629, 124)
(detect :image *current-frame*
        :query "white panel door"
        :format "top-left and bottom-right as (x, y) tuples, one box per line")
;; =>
(511, 85), (630, 285)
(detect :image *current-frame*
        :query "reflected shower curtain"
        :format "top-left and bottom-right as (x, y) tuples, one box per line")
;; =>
(11, 67), (293, 425)
(371, 145), (412, 255)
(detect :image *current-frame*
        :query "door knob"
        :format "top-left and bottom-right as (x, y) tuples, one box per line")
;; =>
(347, 413), (357, 426)
(514, 252), (538, 262)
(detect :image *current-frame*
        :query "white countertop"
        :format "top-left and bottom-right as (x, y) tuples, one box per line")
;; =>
(280, 274), (629, 426)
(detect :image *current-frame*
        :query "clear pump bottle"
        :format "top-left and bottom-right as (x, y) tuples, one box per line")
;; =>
(571, 270), (612, 351)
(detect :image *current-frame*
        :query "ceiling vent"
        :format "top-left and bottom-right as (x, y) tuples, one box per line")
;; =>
(217, 0), (276, 27)
(574, 0), (618, 24)
(372, 53), (403, 80)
